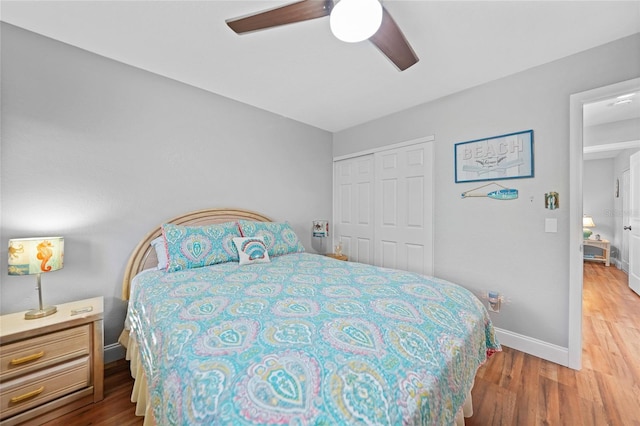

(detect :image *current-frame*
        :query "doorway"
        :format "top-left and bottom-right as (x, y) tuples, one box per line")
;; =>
(569, 77), (640, 370)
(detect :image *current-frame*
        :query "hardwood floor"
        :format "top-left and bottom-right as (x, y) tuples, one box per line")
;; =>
(40, 262), (638, 425)
(468, 262), (640, 426)
(41, 360), (142, 426)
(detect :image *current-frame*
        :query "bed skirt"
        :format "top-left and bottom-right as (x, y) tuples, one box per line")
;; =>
(118, 329), (474, 425)
(119, 329), (156, 425)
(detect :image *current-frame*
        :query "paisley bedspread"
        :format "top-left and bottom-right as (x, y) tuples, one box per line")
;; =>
(126, 253), (500, 425)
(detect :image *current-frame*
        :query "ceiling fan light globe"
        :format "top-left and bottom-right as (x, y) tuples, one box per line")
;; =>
(330, 0), (383, 43)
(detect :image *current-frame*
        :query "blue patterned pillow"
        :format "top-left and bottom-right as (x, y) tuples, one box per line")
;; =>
(238, 220), (305, 257)
(233, 237), (271, 265)
(162, 222), (241, 272)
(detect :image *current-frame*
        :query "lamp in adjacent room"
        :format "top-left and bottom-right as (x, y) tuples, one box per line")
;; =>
(8, 237), (64, 319)
(583, 216), (595, 239)
(330, 0), (383, 43)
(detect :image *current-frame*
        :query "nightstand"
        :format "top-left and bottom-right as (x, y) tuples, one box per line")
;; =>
(325, 253), (348, 261)
(0, 297), (104, 426)
(583, 239), (610, 266)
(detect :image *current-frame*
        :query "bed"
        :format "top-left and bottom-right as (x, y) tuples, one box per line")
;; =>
(119, 208), (500, 425)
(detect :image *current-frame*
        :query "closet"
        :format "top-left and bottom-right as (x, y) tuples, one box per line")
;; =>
(333, 140), (434, 275)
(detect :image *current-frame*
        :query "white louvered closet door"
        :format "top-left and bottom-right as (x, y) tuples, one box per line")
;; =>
(374, 143), (433, 275)
(333, 154), (375, 264)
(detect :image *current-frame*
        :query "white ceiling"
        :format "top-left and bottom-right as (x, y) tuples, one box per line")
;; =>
(584, 92), (640, 127)
(583, 92), (640, 160)
(1, 0), (639, 132)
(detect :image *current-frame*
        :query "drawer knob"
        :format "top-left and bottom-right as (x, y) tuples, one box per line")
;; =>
(10, 351), (45, 365)
(10, 386), (44, 403)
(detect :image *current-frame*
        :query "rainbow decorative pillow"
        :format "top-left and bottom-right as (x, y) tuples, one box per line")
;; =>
(238, 220), (305, 257)
(162, 221), (241, 272)
(233, 237), (271, 265)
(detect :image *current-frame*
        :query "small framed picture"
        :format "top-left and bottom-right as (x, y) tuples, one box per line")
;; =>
(454, 130), (534, 183)
(545, 192), (559, 210)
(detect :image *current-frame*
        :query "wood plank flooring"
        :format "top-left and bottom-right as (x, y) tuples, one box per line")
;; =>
(467, 262), (640, 426)
(41, 359), (142, 426)
(41, 262), (638, 425)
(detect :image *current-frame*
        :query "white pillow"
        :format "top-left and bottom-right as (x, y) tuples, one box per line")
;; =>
(233, 236), (271, 266)
(150, 236), (168, 270)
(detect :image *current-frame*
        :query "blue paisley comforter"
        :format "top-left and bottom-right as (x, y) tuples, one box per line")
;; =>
(127, 253), (500, 425)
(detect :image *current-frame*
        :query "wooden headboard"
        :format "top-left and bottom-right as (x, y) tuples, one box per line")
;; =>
(121, 208), (272, 300)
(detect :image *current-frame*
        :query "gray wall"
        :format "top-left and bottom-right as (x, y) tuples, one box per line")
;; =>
(583, 148), (639, 264)
(333, 34), (640, 347)
(584, 159), (615, 246)
(584, 117), (640, 147)
(0, 24), (333, 354)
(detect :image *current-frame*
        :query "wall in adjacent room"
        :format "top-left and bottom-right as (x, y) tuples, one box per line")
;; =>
(333, 33), (640, 353)
(584, 117), (640, 147)
(0, 24), (333, 358)
(584, 159), (615, 247)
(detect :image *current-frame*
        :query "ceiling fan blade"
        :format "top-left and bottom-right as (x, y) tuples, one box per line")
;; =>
(369, 7), (418, 71)
(227, 0), (333, 34)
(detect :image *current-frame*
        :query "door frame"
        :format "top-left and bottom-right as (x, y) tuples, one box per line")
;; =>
(621, 168), (631, 273)
(568, 77), (640, 370)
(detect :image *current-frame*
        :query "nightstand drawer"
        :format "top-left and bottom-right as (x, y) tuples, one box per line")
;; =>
(0, 355), (90, 419)
(0, 324), (90, 381)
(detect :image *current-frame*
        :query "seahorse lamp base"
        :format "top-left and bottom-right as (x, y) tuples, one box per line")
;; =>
(25, 305), (57, 319)
(24, 273), (57, 320)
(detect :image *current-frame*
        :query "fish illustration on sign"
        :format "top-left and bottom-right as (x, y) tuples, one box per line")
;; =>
(461, 182), (518, 200)
(487, 189), (519, 200)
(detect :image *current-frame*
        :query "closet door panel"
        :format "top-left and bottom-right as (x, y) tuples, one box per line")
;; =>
(406, 176), (424, 227)
(333, 155), (375, 264)
(357, 238), (373, 264)
(381, 178), (398, 226)
(357, 182), (372, 225)
(406, 243), (425, 274)
(380, 240), (398, 269)
(339, 184), (352, 223)
(375, 143), (433, 275)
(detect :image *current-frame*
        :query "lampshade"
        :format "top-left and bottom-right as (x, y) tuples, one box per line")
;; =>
(312, 220), (329, 238)
(582, 216), (596, 228)
(582, 216), (595, 239)
(8, 236), (64, 319)
(330, 0), (383, 43)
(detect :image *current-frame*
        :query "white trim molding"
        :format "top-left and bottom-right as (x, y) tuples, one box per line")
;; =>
(584, 139), (640, 154)
(333, 135), (435, 161)
(568, 77), (640, 370)
(495, 327), (569, 366)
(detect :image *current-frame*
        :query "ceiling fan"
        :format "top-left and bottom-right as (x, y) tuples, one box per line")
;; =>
(226, 0), (419, 71)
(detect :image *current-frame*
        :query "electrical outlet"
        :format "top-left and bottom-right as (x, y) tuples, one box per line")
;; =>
(488, 291), (501, 313)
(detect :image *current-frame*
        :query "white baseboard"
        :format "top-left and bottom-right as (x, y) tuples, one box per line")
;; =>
(495, 327), (569, 367)
(104, 342), (126, 364)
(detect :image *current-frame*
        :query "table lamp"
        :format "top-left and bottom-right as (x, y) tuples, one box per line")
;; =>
(8, 237), (64, 319)
(583, 216), (595, 239)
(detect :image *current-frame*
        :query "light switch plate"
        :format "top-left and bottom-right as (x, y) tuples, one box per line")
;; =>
(545, 218), (558, 233)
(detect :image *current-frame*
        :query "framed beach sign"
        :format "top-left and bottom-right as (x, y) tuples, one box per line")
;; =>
(454, 130), (534, 183)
